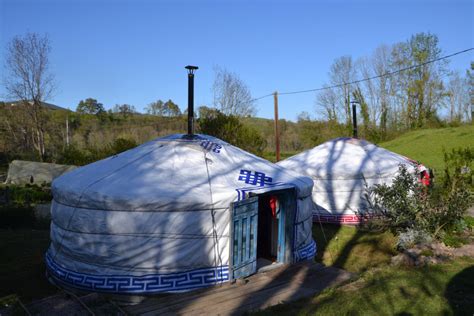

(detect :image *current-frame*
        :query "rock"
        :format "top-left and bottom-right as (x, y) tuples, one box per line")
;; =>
(391, 253), (416, 266)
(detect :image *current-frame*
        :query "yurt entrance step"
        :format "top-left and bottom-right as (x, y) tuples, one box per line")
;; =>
(230, 189), (295, 280)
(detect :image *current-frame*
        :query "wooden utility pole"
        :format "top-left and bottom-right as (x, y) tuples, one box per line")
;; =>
(274, 91), (280, 162)
(66, 116), (70, 146)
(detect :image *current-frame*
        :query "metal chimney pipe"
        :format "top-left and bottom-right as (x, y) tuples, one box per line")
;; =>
(185, 65), (198, 135)
(351, 101), (358, 139)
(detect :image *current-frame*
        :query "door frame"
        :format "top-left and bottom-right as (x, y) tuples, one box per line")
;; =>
(229, 188), (296, 280)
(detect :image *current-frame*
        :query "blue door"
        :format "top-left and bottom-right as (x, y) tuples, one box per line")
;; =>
(231, 196), (258, 279)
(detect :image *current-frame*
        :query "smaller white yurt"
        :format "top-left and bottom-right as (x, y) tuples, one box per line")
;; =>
(277, 137), (419, 224)
(46, 134), (316, 295)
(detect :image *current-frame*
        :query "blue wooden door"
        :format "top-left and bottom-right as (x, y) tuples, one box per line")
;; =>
(231, 197), (258, 279)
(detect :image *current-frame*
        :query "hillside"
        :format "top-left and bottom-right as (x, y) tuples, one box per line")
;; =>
(379, 125), (474, 173)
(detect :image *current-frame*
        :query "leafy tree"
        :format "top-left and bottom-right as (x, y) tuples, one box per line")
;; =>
(76, 98), (105, 115)
(146, 100), (165, 115)
(390, 32), (447, 128)
(198, 109), (266, 155)
(113, 104), (136, 117)
(197, 105), (217, 119)
(163, 99), (181, 117)
(146, 99), (181, 117)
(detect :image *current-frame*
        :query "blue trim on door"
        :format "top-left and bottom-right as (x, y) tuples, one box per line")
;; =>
(231, 197), (258, 279)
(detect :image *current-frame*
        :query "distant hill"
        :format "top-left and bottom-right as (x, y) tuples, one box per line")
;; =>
(2, 100), (70, 111)
(379, 125), (474, 173)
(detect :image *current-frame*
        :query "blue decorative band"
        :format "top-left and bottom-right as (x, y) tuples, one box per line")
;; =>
(45, 253), (229, 294)
(294, 239), (317, 261)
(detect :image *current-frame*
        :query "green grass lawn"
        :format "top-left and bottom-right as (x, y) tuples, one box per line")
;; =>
(379, 125), (474, 174)
(255, 257), (474, 315)
(255, 222), (474, 316)
(0, 229), (57, 303)
(313, 224), (397, 273)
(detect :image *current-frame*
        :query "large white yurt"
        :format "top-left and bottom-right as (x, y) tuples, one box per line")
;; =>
(277, 137), (418, 224)
(45, 134), (316, 295)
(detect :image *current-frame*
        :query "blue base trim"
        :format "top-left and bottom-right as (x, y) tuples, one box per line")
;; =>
(45, 253), (229, 294)
(294, 239), (317, 261)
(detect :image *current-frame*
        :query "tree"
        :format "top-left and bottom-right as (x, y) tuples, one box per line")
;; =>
(76, 98), (105, 115)
(113, 104), (136, 117)
(358, 45), (393, 136)
(390, 33), (447, 128)
(467, 62), (474, 123)
(213, 66), (256, 117)
(163, 99), (181, 117)
(3, 33), (56, 161)
(316, 85), (339, 122)
(146, 100), (165, 115)
(198, 110), (265, 155)
(146, 99), (181, 117)
(197, 105), (217, 119)
(446, 71), (469, 123)
(316, 56), (356, 125)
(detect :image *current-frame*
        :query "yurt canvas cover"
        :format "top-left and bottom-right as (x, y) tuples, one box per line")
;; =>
(277, 137), (418, 224)
(46, 134), (315, 295)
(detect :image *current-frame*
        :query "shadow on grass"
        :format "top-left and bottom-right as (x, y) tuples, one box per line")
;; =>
(445, 264), (474, 315)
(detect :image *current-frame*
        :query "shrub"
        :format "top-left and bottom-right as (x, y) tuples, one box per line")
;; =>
(198, 110), (266, 156)
(368, 147), (473, 247)
(59, 137), (138, 166)
(0, 184), (52, 205)
(397, 228), (432, 250)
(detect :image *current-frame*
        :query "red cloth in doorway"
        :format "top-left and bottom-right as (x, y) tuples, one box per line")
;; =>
(269, 196), (278, 218)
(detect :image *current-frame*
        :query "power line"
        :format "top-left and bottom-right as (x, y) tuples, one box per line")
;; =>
(249, 47), (473, 101)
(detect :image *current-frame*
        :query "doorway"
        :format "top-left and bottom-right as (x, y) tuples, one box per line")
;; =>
(230, 188), (295, 279)
(256, 194), (280, 270)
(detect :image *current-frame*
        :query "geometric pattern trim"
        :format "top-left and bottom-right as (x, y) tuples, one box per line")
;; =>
(294, 239), (317, 261)
(46, 253), (229, 294)
(313, 213), (380, 225)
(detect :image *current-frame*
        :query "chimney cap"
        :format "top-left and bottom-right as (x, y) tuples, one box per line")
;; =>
(185, 65), (199, 74)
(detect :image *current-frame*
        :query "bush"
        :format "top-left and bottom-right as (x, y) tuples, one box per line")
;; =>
(198, 110), (267, 156)
(59, 137), (138, 166)
(0, 184), (52, 205)
(397, 228), (432, 250)
(368, 147), (473, 247)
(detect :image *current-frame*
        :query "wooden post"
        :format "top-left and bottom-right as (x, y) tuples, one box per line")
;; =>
(274, 91), (280, 162)
(66, 116), (70, 146)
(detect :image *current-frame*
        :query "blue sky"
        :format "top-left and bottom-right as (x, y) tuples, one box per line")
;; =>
(1, 0), (473, 120)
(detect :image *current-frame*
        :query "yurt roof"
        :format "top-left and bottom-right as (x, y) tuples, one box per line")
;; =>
(278, 137), (417, 180)
(52, 134), (313, 212)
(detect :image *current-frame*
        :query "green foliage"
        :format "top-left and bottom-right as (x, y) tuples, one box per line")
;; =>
(369, 148), (473, 245)
(110, 137), (138, 154)
(59, 137), (138, 166)
(198, 109), (266, 156)
(368, 165), (427, 232)
(442, 147), (473, 189)
(76, 98), (105, 115)
(464, 216), (474, 229)
(113, 104), (136, 117)
(146, 99), (181, 116)
(1, 184), (52, 205)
